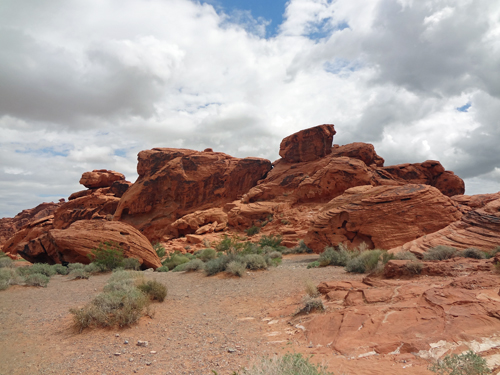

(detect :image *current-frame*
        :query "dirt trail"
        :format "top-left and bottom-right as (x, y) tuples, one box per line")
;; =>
(0, 255), (433, 375)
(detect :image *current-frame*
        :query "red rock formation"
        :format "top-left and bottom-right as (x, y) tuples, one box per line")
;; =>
(113, 148), (272, 241)
(170, 208), (228, 236)
(8, 220), (160, 269)
(308, 273), (500, 358)
(279, 124), (336, 163)
(384, 258), (493, 278)
(305, 184), (462, 252)
(451, 192), (500, 214)
(331, 142), (385, 167)
(390, 197), (500, 256)
(0, 202), (61, 248)
(79, 169), (125, 188)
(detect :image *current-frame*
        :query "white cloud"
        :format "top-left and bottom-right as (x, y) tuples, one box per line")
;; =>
(0, 0), (499, 217)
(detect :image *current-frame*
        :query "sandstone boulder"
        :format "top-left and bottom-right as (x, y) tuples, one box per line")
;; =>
(279, 124), (336, 163)
(16, 220), (160, 269)
(170, 208), (228, 236)
(390, 197), (500, 255)
(331, 142), (384, 167)
(79, 169), (125, 188)
(305, 184), (462, 252)
(113, 148), (272, 241)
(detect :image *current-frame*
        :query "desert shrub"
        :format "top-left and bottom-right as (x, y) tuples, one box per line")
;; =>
(29, 263), (56, 277)
(108, 270), (143, 283)
(197, 248), (217, 262)
(123, 258), (141, 270)
(318, 247), (337, 267)
(429, 350), (491, 375)
(137, 280), (167, 302)
(68, 269), (90, 280)
(0, 251), (7, 258)
(406, 260), (424, 274)
(24, 273), (50, 287)
(162, 253), (190, 271)
(267, 251), (282, 260)
(295, 295), (325, 316)
(245, 225), (260, 236)
(0, 279), (8, 291)
(242, 353), (333, 375)
(307, 261), (320, 269)
(241, 242), (263, 255)
(68, 263), (85, 270)
(423, 246), (458, 261)
(51, 264), (69, 275)
(205, 257), (227, 276)
(258, 234), (282, 249)
(285, 239), (311, 254)
(183, 259), (205, 272)
(84, 262), (105, 274)
(87, 241), (125, 271)
(214, 235), (244, 253)
(345, 250), (382, 273)
(457, 248), (486, 259)
(0, 268), (24, 290)
(394, 251), (418, 261)
(104, 278), (137, 293)
(244, 254), (268, 270)
(156, 266), (169, 272)
(226, 261), (246, 277)
(0, 257), (14, 268)
(305, 280), (319, 297)
(153, 242), (166, 258)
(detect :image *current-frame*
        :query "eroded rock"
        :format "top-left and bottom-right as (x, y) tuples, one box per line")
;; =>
(279, 124), (336, 163)
(79, 169), (126, 189)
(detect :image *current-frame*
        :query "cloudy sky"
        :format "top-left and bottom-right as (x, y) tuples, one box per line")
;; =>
(1, 0), (499, 218)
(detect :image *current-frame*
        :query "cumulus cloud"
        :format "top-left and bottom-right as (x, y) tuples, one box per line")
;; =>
(0, 0), (499, 217)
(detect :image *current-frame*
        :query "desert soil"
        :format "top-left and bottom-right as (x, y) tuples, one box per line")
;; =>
(0, 255), (434, 375)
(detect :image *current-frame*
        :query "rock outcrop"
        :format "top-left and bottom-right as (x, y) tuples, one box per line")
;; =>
(279, 124), (336, 163)
(8, 220), (160, 269)
(79, 169), (126, 189)
(113, 148), (272, 241)
(307, 273), (500, 358)
(305, 184), (462, 252)
(390, 197), (500, 256)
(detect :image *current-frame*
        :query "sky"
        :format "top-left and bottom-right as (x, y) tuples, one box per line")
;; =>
(1, 0), (500, 218)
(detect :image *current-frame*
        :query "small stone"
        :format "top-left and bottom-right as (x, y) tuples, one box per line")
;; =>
(115, 334), (120, 337)
(137, 340), (149, 347)
(114, 353), (121, 356)
(129, 358), (134, 362)
(150, 351), (157, 354)
(228, 348), (236, 353)
(145, 268), (154, 272)
(146, 362), (152, 366)
(124, 340), (129, 344)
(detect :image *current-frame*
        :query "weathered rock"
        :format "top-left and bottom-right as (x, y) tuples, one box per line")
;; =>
(0, 202), (61, 248)
(375, 160), (464, 197)
(113, 148), (272, 241)
(170, 208), (228, 236)
(227, 201), (279, 229)
(305, 184), (462, 252)
(279, 124), (336, 163)
(2, 216), (55, 259)
(390, 197), (500, 255)
(331, 142), (384, 167)
(383, 258), (493, 278)
(17, 220), (160, 268)
(109, 180), (133, 198)
(53, 194), (120, 229)
(79, 169), (125, 188)
(451, 192), (500, 214)
(306, 273), (500, 358)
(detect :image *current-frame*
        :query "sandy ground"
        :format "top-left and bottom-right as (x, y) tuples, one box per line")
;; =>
(0, 255), (437, 375)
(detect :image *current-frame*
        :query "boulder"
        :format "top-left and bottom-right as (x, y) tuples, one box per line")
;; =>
(305, 184), (462, 252)
(79, 169), (125, 188)
(113, 148), (272, 241)
(451, 192), (500, 214)
(331, 142), (385, 167)
(170, 208), (228, 236)
(16, 220), (160, 269)
(279, 124), (336, 163)
(2, 216), (55, 258)
(390, 197), (500, 255)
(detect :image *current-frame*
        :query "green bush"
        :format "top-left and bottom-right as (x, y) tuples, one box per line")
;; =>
(457, 248), (486, 259)
(108, 270), (143, 283)
(307, 261), (320, 269)
(244, 254), (268, 270)
(68, 263), (85, 270)
(68, 269), (90, 280)
(245, 225), (260, 236)
(123, 258), (141, 270)
(137, 280), (167, 302)
(406, 260), (424, 274)
(318, 246), (358, 267)
(153, 242), (166, 258)
(0, 268), (24, 290)
(51, 264), (69, 275)
(156, 266), (169, 272)
(205, 257), (227, 276)
(84, 262), (106, 274)
(183, 259), (205, 272)
(0, 257), (14, 268)
(242, 353), (333, 375)
(258, 235), (282, 249)
(24, 273), (50, 287)
(162, 253), (190, 270)
(197, 248), (217, 262)
(394, 251), (418, 261)
(423, 246), (458, 261)
(345, 250), (382, 273)
(87, 242), (125, 270)
(226, 261), (246, 277)
(429, 350), (491, 375)
(0, 251), (7, 258)
(27, 263), (56, 277)
(295, 295), (325, 316)
(214, 235), (244, 253)
(285, 239), (311, 254)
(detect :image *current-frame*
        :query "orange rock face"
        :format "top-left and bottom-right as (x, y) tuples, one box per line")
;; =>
(113, 148), (272, 241)
(279, 124), (336, 163)
(391, 197), (500, 255)
(305, 184), (462, 252)
(308, 273), (500, 358)
(79, 169), (126, 188)
(331, 142), (385, 167)
(14, 220), (160, 269)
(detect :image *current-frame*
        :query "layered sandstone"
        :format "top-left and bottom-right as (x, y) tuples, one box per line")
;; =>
(79, 169), (126, 188)
(305, 184), (462, 252)
(113, 148), (272, 241)
(279, 124), (336, 163)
